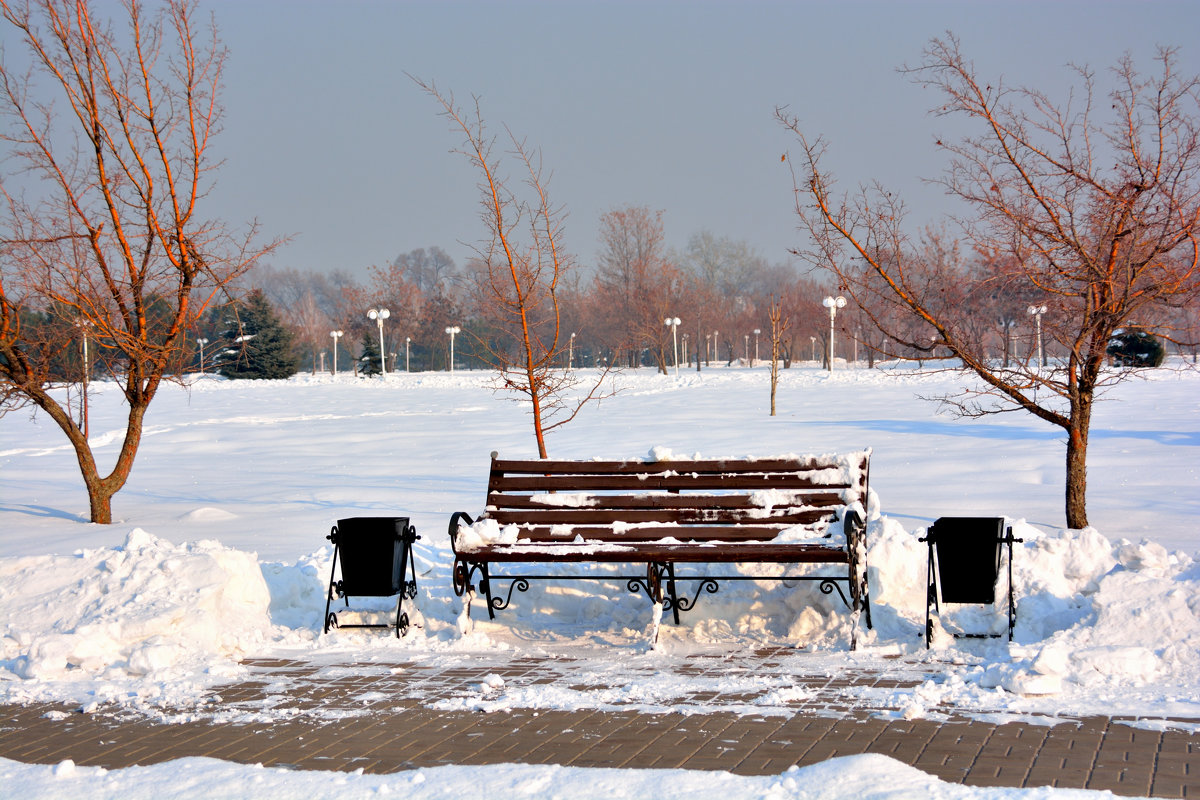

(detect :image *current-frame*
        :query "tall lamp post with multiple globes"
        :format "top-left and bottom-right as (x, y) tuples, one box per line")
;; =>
(405, 337), (411, 372)
(366, 308), (389, 374)
(1028, 304), (1048, 367)
(664, 317), (681, 376)
(329, 330), (343, 374)
(196, 336), (208, 375)
(445, 326), (461, 372)
(822, 295), (847, 372)
(753, 328), (761, 366)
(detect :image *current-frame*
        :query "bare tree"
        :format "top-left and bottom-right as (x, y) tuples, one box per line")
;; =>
(417, 78), (611, 458)
(391, 246), (458, 296)
(779, 36), (1200, 529)
(767, 295), (789, 416)
(593, 205), (677, 370)
(0, 0), (276, 523)
(254, 266), (334, 373)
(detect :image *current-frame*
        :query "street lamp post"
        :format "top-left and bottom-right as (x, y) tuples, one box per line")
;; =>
(664, 317), (681, 376)
(714, 330), (719, 364)
(1028, 305), (1048, 367)
(569, 332), (575, 370)
(821, 295), (847, 371)
(743, 333), (749, 365)
(681, 333), (689, 367)
(405, 337), (411, 372)
(753, 328), (761, 366)
(197, 336), (208, 375)
(445, 326), (461, 372)
(329, 330), (343, 374)
(810, 336), (816, 362)
(366, 309), (390, 374)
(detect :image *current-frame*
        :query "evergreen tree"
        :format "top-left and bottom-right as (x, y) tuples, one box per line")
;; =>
(358, 330), (382, 376)
(1107, 328), (1166, 368)
(217, 290), (299, 380)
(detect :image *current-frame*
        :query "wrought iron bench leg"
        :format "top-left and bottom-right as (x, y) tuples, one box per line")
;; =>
(323, 526), (341, 634)
(664, 563), (682, 625)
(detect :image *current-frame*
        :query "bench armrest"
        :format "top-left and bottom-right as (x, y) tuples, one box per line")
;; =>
(448, 511), (475, 556)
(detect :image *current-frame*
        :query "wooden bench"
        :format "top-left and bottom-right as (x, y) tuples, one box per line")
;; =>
(448, 450), (874, 644)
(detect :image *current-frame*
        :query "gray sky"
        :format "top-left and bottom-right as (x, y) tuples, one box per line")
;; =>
(204, 0), (1199, 278)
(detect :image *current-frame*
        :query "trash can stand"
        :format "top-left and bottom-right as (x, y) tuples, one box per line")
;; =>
(323, 517), (420, 638)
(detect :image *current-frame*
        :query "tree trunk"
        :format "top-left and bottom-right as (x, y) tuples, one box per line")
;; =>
(1064, 393), (1092, 530)
(770, 357), (779, 416)
(85, 474), (117, 525)
(87, 401), (149, 523)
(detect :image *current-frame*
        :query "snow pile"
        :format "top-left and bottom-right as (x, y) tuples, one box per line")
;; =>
(0, 530), (276, 707)
(259, 547), (335, 630)
(0, 753), (1122, 800)
(857, 519), (1200, 716)
(997, 528), (1199, 699)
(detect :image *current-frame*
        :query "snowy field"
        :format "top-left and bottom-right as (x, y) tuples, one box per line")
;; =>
(1, 362), (1197, 798)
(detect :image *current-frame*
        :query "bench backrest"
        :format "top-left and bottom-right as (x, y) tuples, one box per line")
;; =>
(482, 451), (870, 544)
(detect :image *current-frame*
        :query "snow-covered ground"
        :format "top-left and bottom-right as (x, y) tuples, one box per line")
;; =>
(0, 753), (1142, 800)
(2, 362), (1197, 798)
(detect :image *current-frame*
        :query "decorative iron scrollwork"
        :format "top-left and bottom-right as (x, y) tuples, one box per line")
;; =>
(626, 577), (653, 601)
(453, 559), (491, 599)
(818, 578), (850, 607)
(452, 560), (470, 597)
(491, 578), (530, 611)
(667, 579), (720, 613)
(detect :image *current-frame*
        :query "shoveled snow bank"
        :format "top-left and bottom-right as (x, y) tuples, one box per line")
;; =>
(859, 519), (1200, 718)
(0, 753), (1131, 800)
(0, 530), (277, 708)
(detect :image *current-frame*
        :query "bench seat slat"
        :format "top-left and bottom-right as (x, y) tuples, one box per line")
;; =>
(491, 457), (852, 475)
(487, 508), (835, 526)
(460, 542), (850, 563)
(490, 474), (852, 492)
(491, 524), (830, 542)
(487, 492), (846, 511)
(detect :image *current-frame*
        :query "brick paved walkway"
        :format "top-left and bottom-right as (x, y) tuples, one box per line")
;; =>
(1, 652), (1196, 797)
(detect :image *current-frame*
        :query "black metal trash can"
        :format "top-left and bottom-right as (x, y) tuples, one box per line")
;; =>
(922, 516), (1022, 647)
(323, 516), (419, 637)
(930, 516), (1004, 604)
